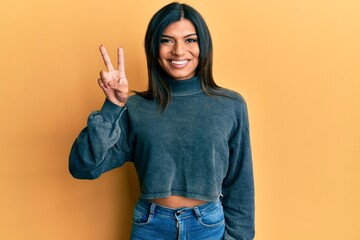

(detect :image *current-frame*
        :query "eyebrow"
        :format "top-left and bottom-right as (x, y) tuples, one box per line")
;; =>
(161, 33), (198, 38)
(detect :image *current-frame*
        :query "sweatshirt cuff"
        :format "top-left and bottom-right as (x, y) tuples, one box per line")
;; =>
(224, 231), (236, 240)
(100, 99), (127, 122)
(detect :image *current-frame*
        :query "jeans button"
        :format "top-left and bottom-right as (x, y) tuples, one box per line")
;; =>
(176, 211), (185, 216)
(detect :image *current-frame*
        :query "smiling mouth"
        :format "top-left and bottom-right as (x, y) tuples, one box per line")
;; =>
(172, 60), (188, 64)
(170, 60), (189, 68)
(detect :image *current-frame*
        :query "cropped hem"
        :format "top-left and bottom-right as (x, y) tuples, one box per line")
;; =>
(140, 191), (221, 202)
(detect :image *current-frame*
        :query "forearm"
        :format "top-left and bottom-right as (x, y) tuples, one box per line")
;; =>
(69, 99), (130, 179)
(223, 196), (255, 240)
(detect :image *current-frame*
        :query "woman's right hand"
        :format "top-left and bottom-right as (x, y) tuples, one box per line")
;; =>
(98, 45), (129, 106)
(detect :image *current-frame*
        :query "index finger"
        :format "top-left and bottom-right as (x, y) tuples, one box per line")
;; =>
(99, 45), (115, 71)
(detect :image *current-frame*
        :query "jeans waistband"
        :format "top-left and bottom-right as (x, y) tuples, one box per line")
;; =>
(137, 198), (221, 219)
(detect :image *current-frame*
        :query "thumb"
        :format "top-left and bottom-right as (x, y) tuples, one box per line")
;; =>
(108, 81), (117, 88)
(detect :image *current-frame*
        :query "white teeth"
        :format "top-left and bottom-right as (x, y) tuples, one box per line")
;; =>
(171, 60), (188, 65)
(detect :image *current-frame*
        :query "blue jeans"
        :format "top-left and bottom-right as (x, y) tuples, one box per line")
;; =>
(130, 198), (225, 240)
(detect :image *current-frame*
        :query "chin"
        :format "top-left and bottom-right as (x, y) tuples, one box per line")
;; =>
(167, 70), (195, 80)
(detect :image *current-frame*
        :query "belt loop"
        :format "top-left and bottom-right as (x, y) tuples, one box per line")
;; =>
(193, 207), (202, 221)
(149, 203), (156, 217)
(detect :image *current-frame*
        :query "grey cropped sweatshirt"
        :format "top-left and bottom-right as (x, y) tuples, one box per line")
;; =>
(69, 76), (255, 240)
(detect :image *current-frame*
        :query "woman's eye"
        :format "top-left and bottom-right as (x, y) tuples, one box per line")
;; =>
(186, 38), (198, 43)
(160, 39), (172, 44)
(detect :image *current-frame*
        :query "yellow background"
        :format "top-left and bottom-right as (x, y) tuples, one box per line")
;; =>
(1, 0), (359, 239)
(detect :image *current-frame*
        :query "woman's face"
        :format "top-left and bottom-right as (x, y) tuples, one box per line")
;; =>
(158, 18), (200, 80)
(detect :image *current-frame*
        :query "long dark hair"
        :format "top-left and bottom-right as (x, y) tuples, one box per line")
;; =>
(137, 2), (221, 111)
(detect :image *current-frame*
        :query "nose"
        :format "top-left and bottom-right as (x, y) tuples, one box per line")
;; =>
(172, 42), (186, 56)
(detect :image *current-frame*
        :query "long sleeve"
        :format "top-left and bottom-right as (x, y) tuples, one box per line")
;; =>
(222, 100), (255, 240)
(69, 99), (133, 179)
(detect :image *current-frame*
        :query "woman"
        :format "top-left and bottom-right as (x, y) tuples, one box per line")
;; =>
(69, 2), (254, 240)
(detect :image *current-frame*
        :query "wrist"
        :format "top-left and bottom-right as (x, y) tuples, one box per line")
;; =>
(117, 101), (126, 107)
(107, 98), (126, 107)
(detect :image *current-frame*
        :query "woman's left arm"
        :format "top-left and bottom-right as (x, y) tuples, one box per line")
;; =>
(222, 100), (255, 240)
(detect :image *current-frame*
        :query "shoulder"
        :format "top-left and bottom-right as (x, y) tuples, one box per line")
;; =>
(211, 87), (250, 123)
(125, 93), (158, 112)
(212, 87), (248, 107)
(126, 93), (151, 104)
(214, 88), (251, 130)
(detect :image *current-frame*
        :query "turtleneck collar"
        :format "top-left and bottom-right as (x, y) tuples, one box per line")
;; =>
(166, 76), (203, 96)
